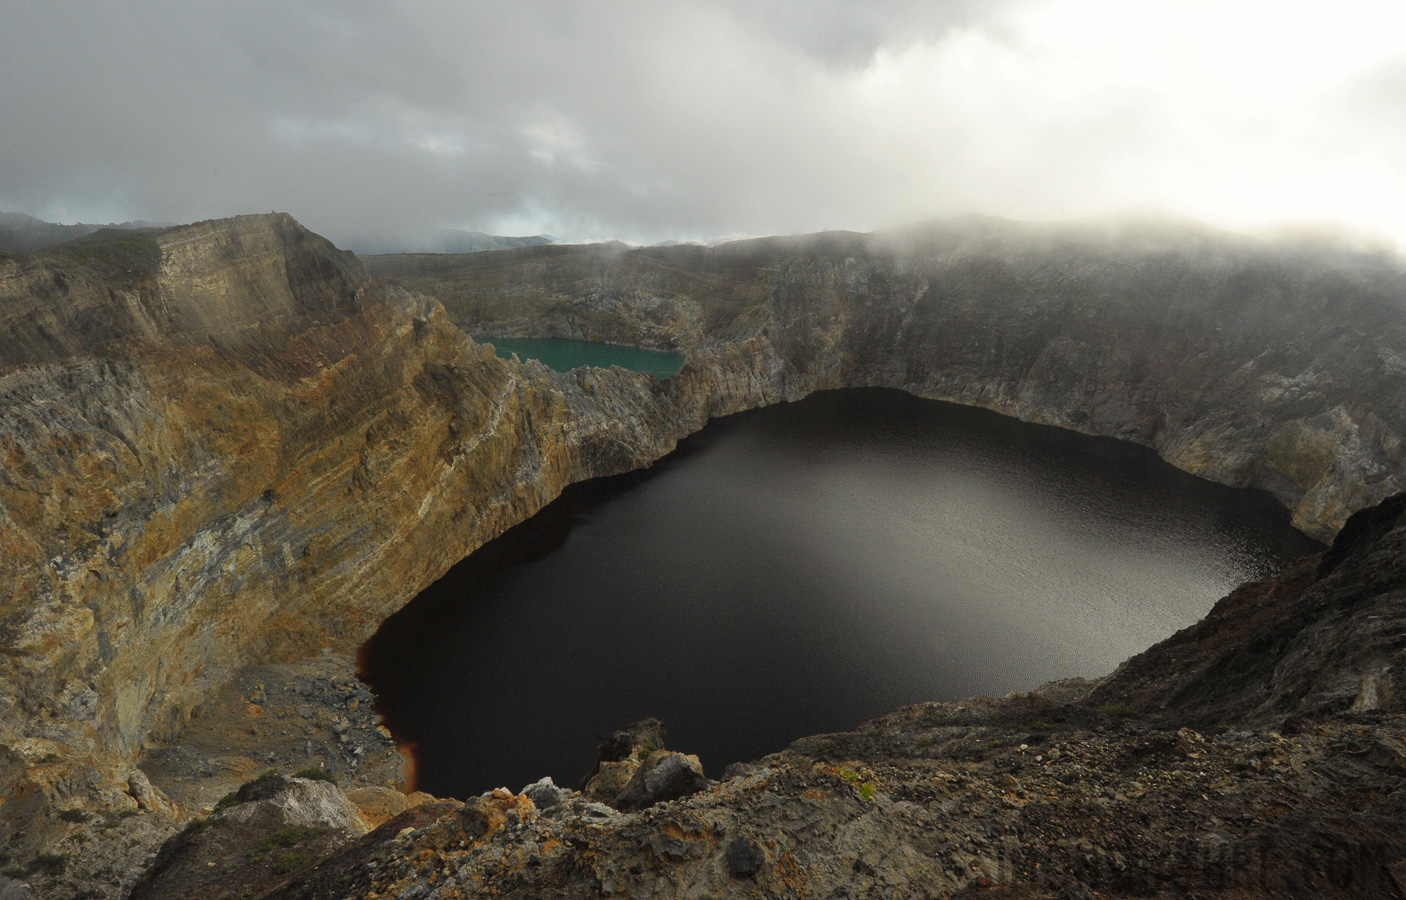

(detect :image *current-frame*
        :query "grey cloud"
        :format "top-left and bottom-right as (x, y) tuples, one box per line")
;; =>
(3, 0), (1405, 248)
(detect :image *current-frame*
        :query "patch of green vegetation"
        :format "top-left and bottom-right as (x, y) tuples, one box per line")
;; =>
(101, 808), (142, 830)
(181, 816), (226, 839)
(270, 852), (311, 875)
(215, 791), (243, 812)
(57, 808), (90, 823)
(917, 737), (934, 748)
(1216, 723), (1232, 734)
(293, 767), (337, 785)
(59, 234), (161, 277)
(634, 741), (660, 759)
(1028, 721), (1053, 732)
(815, 739), (837, 755)
(988, 740), (1001, 749)
(832, 766), (877, 800)
(1101, 705), (1139, 719)
(261, 825), (325, 852)
(29, 852), (68, 876)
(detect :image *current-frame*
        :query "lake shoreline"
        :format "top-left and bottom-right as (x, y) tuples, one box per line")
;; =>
(363, 388), (1321, 797)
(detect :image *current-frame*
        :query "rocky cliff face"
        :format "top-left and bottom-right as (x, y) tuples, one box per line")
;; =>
(0, 216), (737, 873)
(1, 213), (1404, 897)
(370, 217), (1406, 541)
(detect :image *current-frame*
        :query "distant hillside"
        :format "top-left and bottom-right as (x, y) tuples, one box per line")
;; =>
(0, 212), (101, 252)
(347, 228), (556, 256)
(0, 211), (170, 253)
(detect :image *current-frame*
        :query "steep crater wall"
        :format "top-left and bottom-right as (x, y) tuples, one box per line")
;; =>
(370, 218), (1406, 540)
(0, 216), (747, 853)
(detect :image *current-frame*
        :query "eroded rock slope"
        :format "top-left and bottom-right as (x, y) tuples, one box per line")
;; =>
(0, 216), (772, 871)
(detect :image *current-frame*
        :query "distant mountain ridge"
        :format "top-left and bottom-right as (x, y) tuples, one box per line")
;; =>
(346, 228), (556, 256)
(0, 213), (556, 258)
(0, 211), (170, 253)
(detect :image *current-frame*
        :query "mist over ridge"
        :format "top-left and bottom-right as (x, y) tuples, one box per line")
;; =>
(2, 0), (1403, 250)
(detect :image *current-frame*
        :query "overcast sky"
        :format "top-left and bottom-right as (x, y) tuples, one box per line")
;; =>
(3, 0), (1405, 247)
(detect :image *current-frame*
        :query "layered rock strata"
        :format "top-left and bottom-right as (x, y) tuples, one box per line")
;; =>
(0, 216), (749, 868)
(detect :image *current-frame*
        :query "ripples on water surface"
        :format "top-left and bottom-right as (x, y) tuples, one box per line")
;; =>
(362, 389), (1322, 797)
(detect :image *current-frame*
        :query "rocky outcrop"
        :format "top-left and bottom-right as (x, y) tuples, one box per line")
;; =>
(580, 717), (669, 803)
(128, 774), (368, 900)
(575, 718), (707, 811)
(613, 751), (708, 811)
(264, 714), (1406, 900)
(370, 217), (1406, 541)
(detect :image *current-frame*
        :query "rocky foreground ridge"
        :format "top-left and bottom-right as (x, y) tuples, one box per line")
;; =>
(0, 213), (1403, 897)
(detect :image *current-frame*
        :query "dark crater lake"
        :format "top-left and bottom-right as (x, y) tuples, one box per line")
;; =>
(360, 388), (1321, 798)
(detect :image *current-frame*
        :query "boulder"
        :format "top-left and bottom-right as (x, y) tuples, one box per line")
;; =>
(128, 775), (368, 900)
(520, 776), (570, 810)
(726, 836), (766, 879)
(128, 769), (180, 817)
(343, 786), (436, 829)
(580, 717), (668, 802)
(614, 751), (707, 811)
(0, 875), (31, 900)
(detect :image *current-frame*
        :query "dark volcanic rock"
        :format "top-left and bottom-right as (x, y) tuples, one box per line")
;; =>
(253, 800), (460, 900)
(128, 775), (366, 900)
(520, 776), (569, 810)
(613, 751), (708, 811)
(725, 835), (765, 878)
(580, 717), (668, 802)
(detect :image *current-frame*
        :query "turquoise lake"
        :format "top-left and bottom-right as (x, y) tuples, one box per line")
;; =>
(484, 337), (686, 378)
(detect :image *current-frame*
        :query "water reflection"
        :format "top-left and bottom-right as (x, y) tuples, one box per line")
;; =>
(361, 388), (1321, 798)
